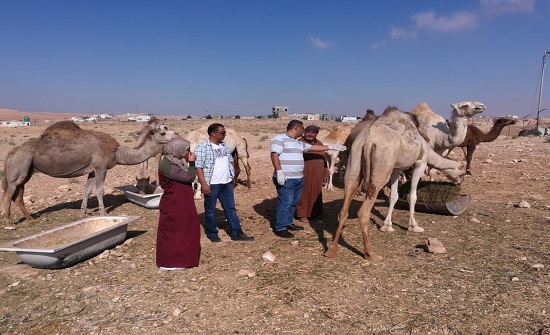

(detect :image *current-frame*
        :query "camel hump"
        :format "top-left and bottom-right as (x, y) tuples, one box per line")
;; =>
(410, 102), (433, 116)
(42, 121), (83, 140)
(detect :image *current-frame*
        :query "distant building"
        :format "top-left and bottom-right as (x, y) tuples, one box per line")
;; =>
(304, 113), (320, 121)
(272, 105), (289, 119)
(339, 116), (363, 123)
(0, 120), (31, 127)
(321, 114), (337, 122)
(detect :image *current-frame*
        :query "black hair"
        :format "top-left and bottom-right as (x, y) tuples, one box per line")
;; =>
(286, 119), (303, 130)
(207, 123), (224, 135)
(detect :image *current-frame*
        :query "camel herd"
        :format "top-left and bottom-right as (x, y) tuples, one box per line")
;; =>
(3, 101), (518, 260)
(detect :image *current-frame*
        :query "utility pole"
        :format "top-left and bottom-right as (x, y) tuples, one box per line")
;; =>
(536, 51), (549, 131)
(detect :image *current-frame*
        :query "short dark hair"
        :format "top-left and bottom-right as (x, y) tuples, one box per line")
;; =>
(207, 123), (224, 135)
(286, 119), (303, 130)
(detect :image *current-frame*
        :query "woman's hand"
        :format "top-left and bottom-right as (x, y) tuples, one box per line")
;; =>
(188, 152), (196, 162)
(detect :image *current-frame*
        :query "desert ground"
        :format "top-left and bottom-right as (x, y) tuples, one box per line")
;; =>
(0, 112), (549, 334)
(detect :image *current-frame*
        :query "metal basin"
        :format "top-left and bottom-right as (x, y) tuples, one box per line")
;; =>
(0, 216), (140, 269)
(116, 185), (163, 209)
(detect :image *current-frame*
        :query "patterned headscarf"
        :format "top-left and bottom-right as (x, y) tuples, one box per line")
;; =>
(162, 137), (191, 171)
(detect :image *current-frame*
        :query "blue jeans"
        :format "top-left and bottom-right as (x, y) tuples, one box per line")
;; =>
(273, 177), (304, 231)
(203, 182), (243, 238)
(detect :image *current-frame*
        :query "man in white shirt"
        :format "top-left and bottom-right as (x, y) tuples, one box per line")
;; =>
(195, 123), (254, 242)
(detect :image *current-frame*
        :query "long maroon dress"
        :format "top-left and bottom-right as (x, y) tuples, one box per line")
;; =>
(156, 160), (201, 268)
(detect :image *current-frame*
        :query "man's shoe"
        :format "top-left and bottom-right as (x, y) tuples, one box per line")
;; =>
(287, 223), (304, 231)
(231, 231), (255, 241)
(274, 230), (294, 238)
(208, 236), (222, 243)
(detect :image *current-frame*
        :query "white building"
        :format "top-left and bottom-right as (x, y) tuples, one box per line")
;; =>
(0, 120), (31, 127)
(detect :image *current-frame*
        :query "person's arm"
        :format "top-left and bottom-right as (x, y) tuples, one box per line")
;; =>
(196, 168), (211, 196)
(308, 143), (346, 152)
(270, 152), (282, 171)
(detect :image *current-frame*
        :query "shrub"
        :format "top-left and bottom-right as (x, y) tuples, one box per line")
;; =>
(399, 181), (461, 203)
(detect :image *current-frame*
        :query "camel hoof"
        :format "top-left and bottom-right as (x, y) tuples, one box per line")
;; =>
(324, 249), (339, 258)
(364, 253), (383, 262)
(379, 225), (394, 232)
(409, 226), (425, 233)
(4, 225), (16, 230)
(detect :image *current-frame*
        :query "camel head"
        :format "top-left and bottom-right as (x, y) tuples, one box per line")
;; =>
(440, 160), (467, 185)
(494, 118), (517, 127)
(451, 101), (486, 118)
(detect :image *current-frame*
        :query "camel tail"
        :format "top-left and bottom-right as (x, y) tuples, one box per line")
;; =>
(361, 141), (377, 199)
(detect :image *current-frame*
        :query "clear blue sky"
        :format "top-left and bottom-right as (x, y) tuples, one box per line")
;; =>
(1, 0), (549, 118)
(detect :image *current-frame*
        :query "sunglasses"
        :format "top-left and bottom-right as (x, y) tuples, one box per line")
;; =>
(217, 131), (226, 135)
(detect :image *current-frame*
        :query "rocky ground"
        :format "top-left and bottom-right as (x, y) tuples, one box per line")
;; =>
(0, 117), (549, 335)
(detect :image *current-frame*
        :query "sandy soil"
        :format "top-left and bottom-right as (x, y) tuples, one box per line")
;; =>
(0, 116), (549, 334)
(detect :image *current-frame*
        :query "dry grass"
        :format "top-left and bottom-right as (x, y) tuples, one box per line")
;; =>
(0, 115), (549, 334)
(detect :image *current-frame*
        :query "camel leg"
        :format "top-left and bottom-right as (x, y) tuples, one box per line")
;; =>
(407, 162), (426, 233)
(80, 173), (96, 217)
(465, 145), (476, 176)
(232, 151), (241, 188)
(13, 185), (34, 222)
(324, 172), (361, 258)
(3, 160), (34, 229)
(193, 176), (203, 199)
(380, 171), (400, 232)
(94, 170), (108, 216)
(357, 195), (383, 261)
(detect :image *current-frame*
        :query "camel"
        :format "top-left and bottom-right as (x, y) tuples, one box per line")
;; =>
(449, 118), (517, 175)
(317, 123), (352, 190)
(2, 121), (178, 229)
(336, 109), (378, 179)
(411, 101), (486, 154)
(324, 107), (466, 260)
(410, 101), (485, 180)
(186, 124), (251, 199)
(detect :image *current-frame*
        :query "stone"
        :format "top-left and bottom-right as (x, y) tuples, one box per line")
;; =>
(262, 251), (276, 262)
(425, 238), (447, 254)
(517, 200), (531, 208)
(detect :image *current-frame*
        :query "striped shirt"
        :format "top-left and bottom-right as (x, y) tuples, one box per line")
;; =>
(270, 132), (312, 179)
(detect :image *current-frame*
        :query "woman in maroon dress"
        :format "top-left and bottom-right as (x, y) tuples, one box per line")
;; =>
(156, 138), (201, 270)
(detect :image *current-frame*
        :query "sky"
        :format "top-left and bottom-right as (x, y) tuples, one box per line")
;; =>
(1, 0), (549, 118)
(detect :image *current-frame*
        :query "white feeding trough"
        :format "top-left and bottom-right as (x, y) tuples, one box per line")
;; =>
(116, 185), (163, 209)
(0, 216), (140, 269)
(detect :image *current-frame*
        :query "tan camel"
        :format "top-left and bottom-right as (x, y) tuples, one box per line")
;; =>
(317, 123), (352, 190)
(336, 109), (378, 179)
(324, 107), (465, 260)
(186, 124), (251, 199)
(2, 121), (178, 229)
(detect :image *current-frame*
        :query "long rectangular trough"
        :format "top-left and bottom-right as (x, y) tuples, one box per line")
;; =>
(0, 216), (140, 269)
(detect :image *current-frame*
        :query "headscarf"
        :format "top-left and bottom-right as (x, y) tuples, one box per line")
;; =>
(162, 137), (191, 171)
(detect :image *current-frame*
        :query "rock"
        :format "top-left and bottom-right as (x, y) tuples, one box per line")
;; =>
(517, 200), (531, 208)
(469, 217), (481, 224)
(425, 238), (447, 254)
(173, 308), (182, 317)
(290, 241), (299, 247)
(482, 159), (493, 164)
(511, 277), (519, 282)
(262, 251), (276, 262)
(237, 269), (253, 276)
(531, 263), (544, 270)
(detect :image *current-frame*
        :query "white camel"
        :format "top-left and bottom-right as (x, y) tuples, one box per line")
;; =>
(324, 107), (466, 260)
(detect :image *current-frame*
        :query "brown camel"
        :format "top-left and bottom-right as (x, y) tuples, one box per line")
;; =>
(2, 121), (178, 229)
(452, 118), (517, 175)
(324, 107), (465, 260)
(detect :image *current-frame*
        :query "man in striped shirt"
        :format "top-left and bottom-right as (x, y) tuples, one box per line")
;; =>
(270, 120), (346, 238)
